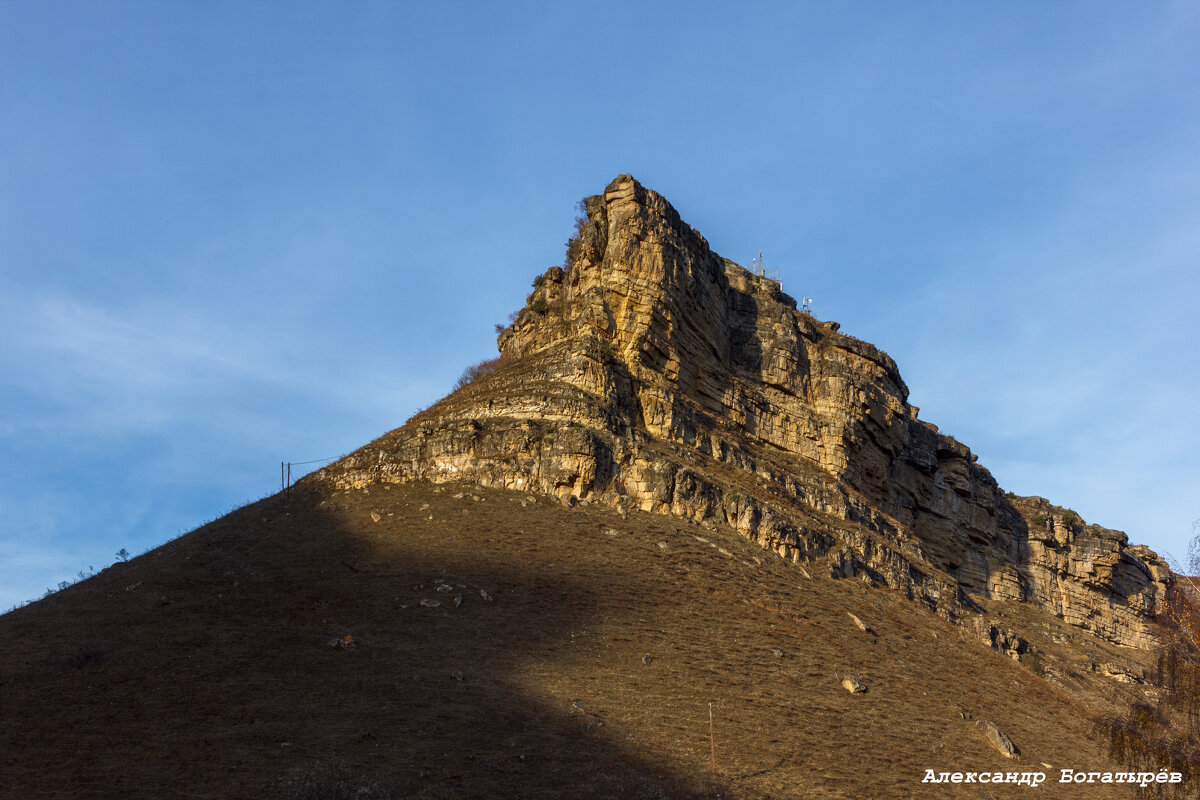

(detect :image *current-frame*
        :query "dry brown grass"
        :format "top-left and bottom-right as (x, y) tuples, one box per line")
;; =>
(0, 480), (1170, 799)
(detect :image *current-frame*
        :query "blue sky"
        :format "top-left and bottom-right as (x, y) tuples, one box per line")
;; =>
(2, 1), (1197, 608)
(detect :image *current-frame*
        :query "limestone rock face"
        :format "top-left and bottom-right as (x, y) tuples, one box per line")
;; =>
(319, 175), (1170, 649)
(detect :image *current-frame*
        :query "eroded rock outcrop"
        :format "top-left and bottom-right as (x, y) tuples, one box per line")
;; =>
(317, 175), (1170, 649)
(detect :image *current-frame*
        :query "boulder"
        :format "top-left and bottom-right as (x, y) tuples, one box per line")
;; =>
(980, 721), (1017, 758)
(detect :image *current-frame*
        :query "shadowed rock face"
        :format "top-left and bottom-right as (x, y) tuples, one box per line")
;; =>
(321, 174), (1169, 649)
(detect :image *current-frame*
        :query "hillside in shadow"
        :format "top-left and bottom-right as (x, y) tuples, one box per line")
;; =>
(0, 480), (1164, 799)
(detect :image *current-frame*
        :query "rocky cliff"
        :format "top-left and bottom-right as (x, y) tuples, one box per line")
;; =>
(319, 175), (1170, 650)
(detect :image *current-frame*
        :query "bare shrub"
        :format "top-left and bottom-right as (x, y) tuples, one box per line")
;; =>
(454, 356), (504, 391)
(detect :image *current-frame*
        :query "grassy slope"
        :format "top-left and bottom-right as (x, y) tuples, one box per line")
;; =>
(0, 481), (1156, 799)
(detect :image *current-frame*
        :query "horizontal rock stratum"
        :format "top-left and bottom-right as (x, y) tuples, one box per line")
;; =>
(320, 174), (1170, 650)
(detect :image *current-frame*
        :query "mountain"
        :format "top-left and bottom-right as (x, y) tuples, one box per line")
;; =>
(0, 176), (1178, 799)
(331, 174), (1171, 651)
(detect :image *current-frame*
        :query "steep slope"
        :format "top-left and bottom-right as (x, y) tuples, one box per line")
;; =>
(0, 482), (1164, 799)
(327, 175), (1170, 651)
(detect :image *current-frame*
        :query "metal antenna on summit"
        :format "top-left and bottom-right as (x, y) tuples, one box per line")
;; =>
(750, 250), (780, 284)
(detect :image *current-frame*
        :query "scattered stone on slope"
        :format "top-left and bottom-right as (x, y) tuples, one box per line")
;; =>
(479, 589), (493, 601)
(973, 618), (1030, 661)
(841, 676), (867, 694)
(979, 721), (1018, 758)
(847, 612), (872, 633)
(369, 512), (381, 523)
(1098, 662), (1145, 683)
(419, 599), (441, 608)
(642, 654), (653, 665)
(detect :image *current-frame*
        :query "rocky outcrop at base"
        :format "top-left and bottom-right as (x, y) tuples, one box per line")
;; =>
(316, 175), (1170, 650)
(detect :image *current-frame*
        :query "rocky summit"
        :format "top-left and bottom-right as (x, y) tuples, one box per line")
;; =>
(324, 174), (1170, 651)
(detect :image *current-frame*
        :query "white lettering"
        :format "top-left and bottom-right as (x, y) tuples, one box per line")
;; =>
(1060, 769), (1075, 783)
(921, 770), (940, 784)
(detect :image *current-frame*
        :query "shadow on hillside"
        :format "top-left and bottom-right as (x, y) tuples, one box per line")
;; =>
(0, 484), (732, 800)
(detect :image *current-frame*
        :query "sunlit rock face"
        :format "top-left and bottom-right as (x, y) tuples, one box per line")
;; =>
(322, 175), (1170, 649)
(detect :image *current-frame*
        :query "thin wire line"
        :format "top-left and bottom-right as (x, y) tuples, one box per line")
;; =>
(288, 453), (348, 466)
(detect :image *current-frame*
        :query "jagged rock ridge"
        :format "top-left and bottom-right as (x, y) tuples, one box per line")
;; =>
(320, 175), (1170, 649)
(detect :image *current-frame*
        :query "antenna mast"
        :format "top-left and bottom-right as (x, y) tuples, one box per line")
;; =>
(751, 250), (780, 283)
